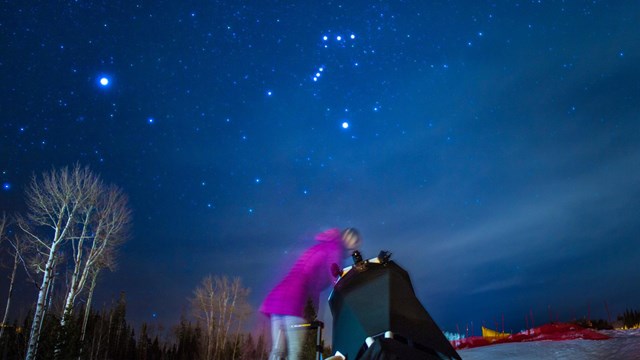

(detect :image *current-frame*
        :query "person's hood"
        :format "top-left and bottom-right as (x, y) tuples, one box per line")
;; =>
(315, 228), (341, 243)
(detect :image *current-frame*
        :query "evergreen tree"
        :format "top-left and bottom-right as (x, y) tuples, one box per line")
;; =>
(175, 319), (202, 360)
(618, 308), (640, 328)
(149, 336), (162, 360)
(106, 292), (134, 359)
(126, 328), (137, 360)
(239, 333), (255, 360)
(54, 306), (83, 359)
(37, 313), (62, 360)
(138, 323), (150, 360)
(255, 332), (268, 360)
(301, 298), (321, 360)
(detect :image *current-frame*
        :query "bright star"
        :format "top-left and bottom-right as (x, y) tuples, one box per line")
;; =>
(99, 77), (109, 86)
(147, 117), (154, 124)
(323, 35), (328, 41)
(2, 183), (10, 191)
(350, 34), (355, 39)
(342, 122), (349, 129)
(267, 91), (272, 96)
(336, 35), (342, 41)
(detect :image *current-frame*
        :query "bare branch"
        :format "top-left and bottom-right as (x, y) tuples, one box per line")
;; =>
(20, 164), (129, 360)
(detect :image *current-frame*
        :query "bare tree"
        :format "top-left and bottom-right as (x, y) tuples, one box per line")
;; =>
(191, 275), (251, 360)
(192, 276), (217, 360)
(215, 277), (251, 360)
(230, 295), (252, 360)
(0, 212), (14, 340)
(16, 164), (120, 360)
(79, 266), (100, 345)
(61, 184), (130, 326)
(1, 233), (24, 341)
(0, 212), (5, 244)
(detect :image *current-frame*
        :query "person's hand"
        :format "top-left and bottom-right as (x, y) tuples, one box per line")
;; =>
(331, 263), (341, 278)
(325, 351), (346, 360)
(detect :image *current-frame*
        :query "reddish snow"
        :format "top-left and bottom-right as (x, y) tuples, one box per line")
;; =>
(457, 328), (640, 360)
(452, 322), (610, 350)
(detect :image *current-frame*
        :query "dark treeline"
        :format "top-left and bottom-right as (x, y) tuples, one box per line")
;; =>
(0, 293), (270, 360)
(570, 308), (640, 331)
(617, 309), (640, 329)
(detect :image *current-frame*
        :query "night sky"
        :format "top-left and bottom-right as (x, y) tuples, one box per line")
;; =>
(2, 1), (640, 335)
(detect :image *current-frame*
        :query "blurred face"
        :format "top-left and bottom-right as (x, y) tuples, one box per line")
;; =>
(342, 231), (361, 258)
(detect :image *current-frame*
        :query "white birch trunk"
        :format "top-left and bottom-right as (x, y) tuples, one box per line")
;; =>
(0, 244), (19, 341)
(60, 212), (92, 328)
(222, 280), (240, 354)
(231, 318), (244, 360)
(25, 242), (60, 360)
(215, 281), (228, 359)
(25, 201), (76, 360)
(80, 268), (99, 345)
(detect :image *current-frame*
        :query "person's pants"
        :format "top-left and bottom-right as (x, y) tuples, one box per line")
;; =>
(269, 314), (305, 360)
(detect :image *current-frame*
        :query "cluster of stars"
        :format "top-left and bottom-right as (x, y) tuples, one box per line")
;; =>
(309, 32), (365, 134)
(311, 32), (357, 83)
(82, 21), (487, 220)
(322, 33), (356, 44)
(312, 67), (324, 82)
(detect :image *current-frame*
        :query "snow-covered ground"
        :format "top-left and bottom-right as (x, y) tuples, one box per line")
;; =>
(458, 329), (640, 359)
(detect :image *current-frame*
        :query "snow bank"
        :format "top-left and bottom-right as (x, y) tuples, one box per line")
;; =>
(458, 329), (640, 359)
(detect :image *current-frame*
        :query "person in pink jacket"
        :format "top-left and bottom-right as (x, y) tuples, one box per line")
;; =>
(260, 227), (362, 360)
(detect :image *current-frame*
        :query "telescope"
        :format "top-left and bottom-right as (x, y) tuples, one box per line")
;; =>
(328, 251), (461, 359)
